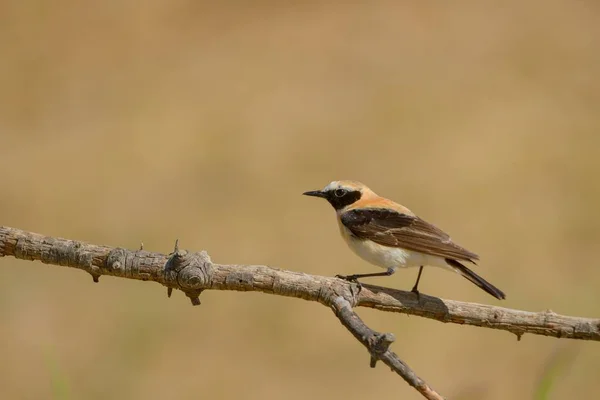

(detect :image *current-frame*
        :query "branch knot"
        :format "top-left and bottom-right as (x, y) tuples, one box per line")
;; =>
(164, 249), (212, 305)
(368, 333), (396, 367)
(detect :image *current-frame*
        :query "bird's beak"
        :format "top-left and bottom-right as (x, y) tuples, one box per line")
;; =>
(303, 190), (327, 198)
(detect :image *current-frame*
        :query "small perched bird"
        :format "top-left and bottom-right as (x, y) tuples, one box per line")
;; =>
(303, 180), (505, 300)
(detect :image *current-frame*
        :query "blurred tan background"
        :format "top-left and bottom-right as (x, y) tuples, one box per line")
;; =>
(1, 1), (600, 399)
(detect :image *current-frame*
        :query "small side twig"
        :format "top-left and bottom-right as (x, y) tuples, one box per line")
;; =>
(331, 296), (444, 400)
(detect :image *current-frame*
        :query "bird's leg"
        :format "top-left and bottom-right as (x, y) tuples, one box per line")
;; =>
(336, 267), (396, 282)
(411, 266), (424, 298)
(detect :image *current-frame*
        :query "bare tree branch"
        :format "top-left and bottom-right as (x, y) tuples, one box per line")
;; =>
(357, 286), (600, 341)
(1, 226), (599, 398)
(331, 296), (443, 399)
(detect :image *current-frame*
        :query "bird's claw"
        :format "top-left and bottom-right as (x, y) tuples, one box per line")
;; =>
(336, 274), (363, 293)
(411, 287), (421, 301)
(336, 274), (359, 282)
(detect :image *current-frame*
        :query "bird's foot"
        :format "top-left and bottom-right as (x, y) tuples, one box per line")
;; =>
(336, 274), (360, 282)
(411, 286), (421, 301)
(336, 274), (363, 293)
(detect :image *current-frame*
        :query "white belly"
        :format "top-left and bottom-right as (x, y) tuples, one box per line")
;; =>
(342, 227), (451, 271)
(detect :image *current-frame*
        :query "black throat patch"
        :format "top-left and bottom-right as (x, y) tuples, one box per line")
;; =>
(326, 190), (362, 210)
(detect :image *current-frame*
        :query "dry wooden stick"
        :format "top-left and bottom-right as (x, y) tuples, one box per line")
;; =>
(1, 226), (599, 398)
(331, 296), (443, 399)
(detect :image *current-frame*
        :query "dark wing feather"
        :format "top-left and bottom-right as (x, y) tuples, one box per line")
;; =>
(341, 208), (479, 262)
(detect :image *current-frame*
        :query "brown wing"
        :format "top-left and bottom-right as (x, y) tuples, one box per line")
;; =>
(341, 208), (479, 263)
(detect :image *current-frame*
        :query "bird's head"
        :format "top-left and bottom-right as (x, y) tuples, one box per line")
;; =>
(303, 180), (374, 210)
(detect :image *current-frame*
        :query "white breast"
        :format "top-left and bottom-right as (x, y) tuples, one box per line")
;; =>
(338, 222), (451, 270)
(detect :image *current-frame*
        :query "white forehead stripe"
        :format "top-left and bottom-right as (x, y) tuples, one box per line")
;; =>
(323, 181), (340, 191)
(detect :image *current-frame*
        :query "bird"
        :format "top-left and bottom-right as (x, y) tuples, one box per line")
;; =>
(303, 180), (506, 300)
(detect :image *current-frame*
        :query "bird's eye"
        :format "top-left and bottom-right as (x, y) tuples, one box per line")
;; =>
(334, 188), (347, 197)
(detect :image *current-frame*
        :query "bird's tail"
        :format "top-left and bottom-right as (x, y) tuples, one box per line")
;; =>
(445, 259), (506, 300)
